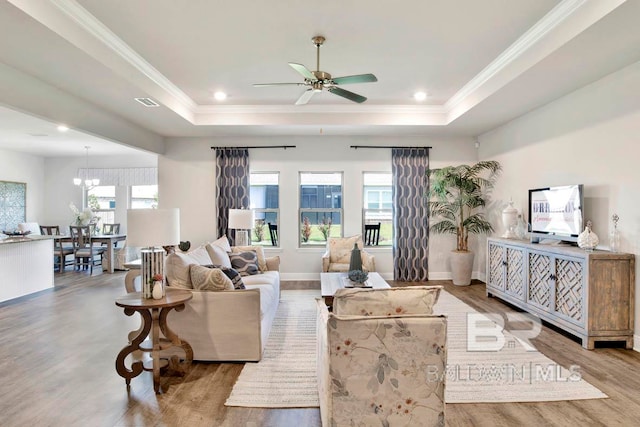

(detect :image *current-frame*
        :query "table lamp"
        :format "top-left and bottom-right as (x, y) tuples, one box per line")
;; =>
(127, 208), (180, 298)
(228, 208), (253, 246)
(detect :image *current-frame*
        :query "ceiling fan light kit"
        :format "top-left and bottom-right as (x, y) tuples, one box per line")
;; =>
(253, 35), (377, 105)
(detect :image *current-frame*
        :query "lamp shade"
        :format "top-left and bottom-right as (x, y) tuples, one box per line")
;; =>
(126, 208), (180, 247)
(228, 209), (253, 230)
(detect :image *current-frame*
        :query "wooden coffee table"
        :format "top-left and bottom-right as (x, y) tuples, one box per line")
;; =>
(320, 272), (390, 307)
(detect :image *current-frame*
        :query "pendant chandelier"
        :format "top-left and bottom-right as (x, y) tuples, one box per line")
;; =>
(73, 146), (100, 189)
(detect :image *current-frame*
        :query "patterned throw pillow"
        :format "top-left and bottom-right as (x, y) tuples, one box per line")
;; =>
(229, 251), (260, 277)
(231, 245), (267, 272)
(189, 264), (234, 291)
(206, 265), (246, 289)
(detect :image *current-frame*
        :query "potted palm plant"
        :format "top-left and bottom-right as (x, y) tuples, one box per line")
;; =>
(427, 160), (502, 286)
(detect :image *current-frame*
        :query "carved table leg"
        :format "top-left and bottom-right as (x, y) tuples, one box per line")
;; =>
(150, 307), (162, 393)
(159, 304), (193, 375)
(115, 308), (151, 388)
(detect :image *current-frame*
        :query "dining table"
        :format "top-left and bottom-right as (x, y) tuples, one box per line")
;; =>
(54, 234), (126, 273)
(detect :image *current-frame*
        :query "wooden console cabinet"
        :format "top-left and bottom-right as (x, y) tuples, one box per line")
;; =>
(486, 237), (635, 349)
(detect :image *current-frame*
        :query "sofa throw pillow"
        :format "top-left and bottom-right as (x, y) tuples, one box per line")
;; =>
(165, 252), (196, 289)
(229, 251), (260, 276)
(333, 286), (443, 316)
(207, 265), (245, 289)
(210, 235), (232, 252)
(231, 245), (267, 272)
(190, 264), (234, 291)
(206, 243), (232, 269)
(186, 245), (213, 265)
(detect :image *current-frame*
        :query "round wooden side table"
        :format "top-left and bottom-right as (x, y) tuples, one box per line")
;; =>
(115, 288), (193, 393)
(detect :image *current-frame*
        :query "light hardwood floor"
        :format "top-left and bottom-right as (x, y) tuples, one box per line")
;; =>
(0, 271), (639, 426)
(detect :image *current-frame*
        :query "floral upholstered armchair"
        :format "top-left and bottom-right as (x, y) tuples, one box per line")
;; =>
(316, 286), (447, 427)
(322, 234), (376, 272)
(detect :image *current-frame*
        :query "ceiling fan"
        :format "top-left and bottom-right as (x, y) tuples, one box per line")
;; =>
(253, 36), (378, 105)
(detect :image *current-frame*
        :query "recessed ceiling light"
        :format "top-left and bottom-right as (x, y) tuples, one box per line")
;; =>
(57, 124), (69, 132)
(413, 91), (427, 101)
(214, 91), (227, 101)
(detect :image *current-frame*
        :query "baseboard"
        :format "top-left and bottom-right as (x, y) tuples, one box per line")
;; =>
(280, 273), (320, 281)
(426, 271), (485, 283)
(280, 272), (395, 281)
(280, 271), (486, 283)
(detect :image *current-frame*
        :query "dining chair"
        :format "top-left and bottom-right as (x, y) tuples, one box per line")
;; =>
(70, 225), (106, 275)
(101, 223), (121, 248)
(268, 222), (278, 246)
(364, 222), (381, 246)
(102, 223), (120, 235)
(40, 225), (74, 272)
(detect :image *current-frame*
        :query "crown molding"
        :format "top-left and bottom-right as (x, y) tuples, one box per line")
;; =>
(49, 0), (197, 110)
(192, 104), (448, 126)
(194, 104), (446, 115)
(445, 0), (587, 114)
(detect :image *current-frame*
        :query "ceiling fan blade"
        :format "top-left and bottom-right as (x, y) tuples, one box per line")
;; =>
(327, 86), (367, 103)
(332, 73), (378, 85)
(295, 89), (317, 105)
(289, 63), (317, 81)
(253, 82), (305, 87)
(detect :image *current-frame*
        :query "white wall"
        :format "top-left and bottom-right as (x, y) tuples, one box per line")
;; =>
(161, 135), (477, 280)
(0, 148), (45, 226)
(478, 60), (640, 343)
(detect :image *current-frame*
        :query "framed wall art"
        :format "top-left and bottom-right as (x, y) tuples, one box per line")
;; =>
(0, 180), (27, 231)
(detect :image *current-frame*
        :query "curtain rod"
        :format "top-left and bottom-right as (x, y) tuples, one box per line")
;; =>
(210, 145), (296, 150)
(350, 145), (432, 149)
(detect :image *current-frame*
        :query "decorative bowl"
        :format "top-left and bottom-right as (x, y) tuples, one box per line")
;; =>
(348, 269), (369, 285)
(2, 230), (31, 236)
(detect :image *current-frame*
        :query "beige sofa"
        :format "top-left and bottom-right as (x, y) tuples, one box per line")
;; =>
(147, 239), (280, 362)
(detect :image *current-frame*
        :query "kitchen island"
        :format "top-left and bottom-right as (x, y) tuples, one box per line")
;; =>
(0, 235), (54, 303)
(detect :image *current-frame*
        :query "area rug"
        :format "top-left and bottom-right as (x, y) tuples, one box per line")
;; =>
(225, 289), (320, 407)
(433, 291), (607, 403)
(225, 288), (606, 408)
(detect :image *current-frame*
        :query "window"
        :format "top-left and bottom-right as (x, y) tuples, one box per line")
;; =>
(87, 186), (115, 232)
(363, 172), (392, 246)
(299, 172), (342, 246)
(250, 173), (279, 246)
(131, 185), (158, 209)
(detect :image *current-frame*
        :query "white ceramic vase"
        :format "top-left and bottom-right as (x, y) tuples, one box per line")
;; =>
(152, 281), (163, 299)
(577, 221), (599, 251)
(501, 200), (518, 238)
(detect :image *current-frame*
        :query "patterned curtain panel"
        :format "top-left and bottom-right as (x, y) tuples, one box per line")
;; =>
(392, 148), (430, 281)
(215, 148), (250, 243)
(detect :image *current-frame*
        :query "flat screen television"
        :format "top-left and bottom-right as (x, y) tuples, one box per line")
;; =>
(528, 184), (584, 243)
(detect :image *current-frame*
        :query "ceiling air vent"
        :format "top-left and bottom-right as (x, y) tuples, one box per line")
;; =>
(134, 97), (160, 107)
